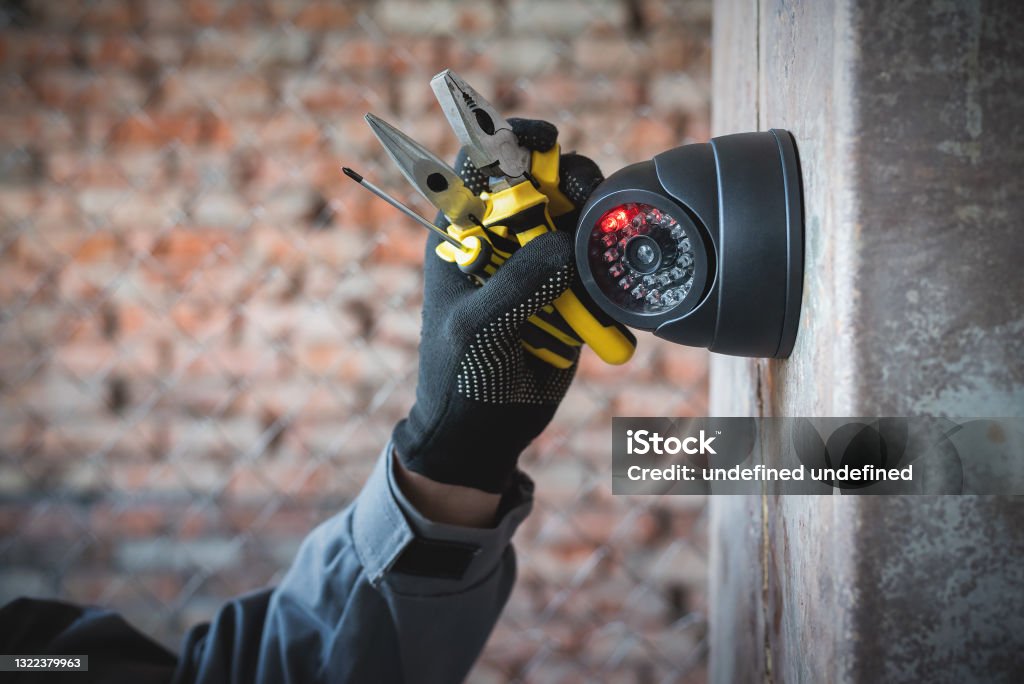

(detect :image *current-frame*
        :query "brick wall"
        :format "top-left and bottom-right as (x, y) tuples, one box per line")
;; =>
(0, 1), (711, 680)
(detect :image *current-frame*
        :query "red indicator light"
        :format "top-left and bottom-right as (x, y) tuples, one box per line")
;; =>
(599, 207), (631, 233)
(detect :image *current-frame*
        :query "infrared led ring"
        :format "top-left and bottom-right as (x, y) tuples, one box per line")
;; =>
(587, 202), (702, 315)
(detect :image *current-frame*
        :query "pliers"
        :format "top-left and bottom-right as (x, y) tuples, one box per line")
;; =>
(367, 70), (636, 367)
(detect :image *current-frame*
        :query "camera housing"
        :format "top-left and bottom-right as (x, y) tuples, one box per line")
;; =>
(575, 129), (804, 358)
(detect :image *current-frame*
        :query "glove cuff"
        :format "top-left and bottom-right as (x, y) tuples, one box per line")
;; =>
(392, 405), (539, 494)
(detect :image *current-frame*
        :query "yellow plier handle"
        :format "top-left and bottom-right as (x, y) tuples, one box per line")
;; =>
(435, 225), (582, 369)
(481, 147), (637, 366)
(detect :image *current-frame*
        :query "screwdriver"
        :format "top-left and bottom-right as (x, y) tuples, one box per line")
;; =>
(343, 167), (461, 248)
(342, 166), (501, 282)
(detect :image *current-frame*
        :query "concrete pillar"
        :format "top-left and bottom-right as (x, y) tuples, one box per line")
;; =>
(708, 1), (1024, 681)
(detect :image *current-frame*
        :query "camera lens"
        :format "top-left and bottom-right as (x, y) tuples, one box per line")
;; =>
(623, 235), (664, 274)
(588, 202), (696, 314)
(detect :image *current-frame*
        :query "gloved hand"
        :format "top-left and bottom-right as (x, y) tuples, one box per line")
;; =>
(393, 119), (605, 494)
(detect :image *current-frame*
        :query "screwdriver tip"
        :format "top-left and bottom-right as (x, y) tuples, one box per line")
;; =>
(342, 167), (363, 183)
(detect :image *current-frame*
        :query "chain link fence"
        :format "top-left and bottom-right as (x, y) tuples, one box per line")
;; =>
(0, 1), (711, 680)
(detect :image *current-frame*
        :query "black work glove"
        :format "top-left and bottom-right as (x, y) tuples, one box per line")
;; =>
(393, 119), (604, 493)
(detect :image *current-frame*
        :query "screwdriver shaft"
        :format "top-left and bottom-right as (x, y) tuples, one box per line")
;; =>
(342, 167), (464, 249)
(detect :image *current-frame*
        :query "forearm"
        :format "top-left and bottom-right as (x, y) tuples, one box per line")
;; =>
(175, 445), (532, 684)
(393, 452), (501, 528)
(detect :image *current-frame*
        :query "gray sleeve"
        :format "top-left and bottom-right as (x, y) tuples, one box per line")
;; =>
(174, 444), (533, 684)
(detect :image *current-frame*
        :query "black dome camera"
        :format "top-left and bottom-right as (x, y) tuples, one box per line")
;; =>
(575, 129), (804, 358)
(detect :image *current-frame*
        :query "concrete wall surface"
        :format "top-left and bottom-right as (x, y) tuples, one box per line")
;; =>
(709, 0), (1024, 682)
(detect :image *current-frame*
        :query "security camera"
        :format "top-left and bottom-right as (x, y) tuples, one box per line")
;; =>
(575, 129), (804, 358)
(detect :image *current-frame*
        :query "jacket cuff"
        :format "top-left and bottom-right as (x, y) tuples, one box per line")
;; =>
(350, 443), (533, 594)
